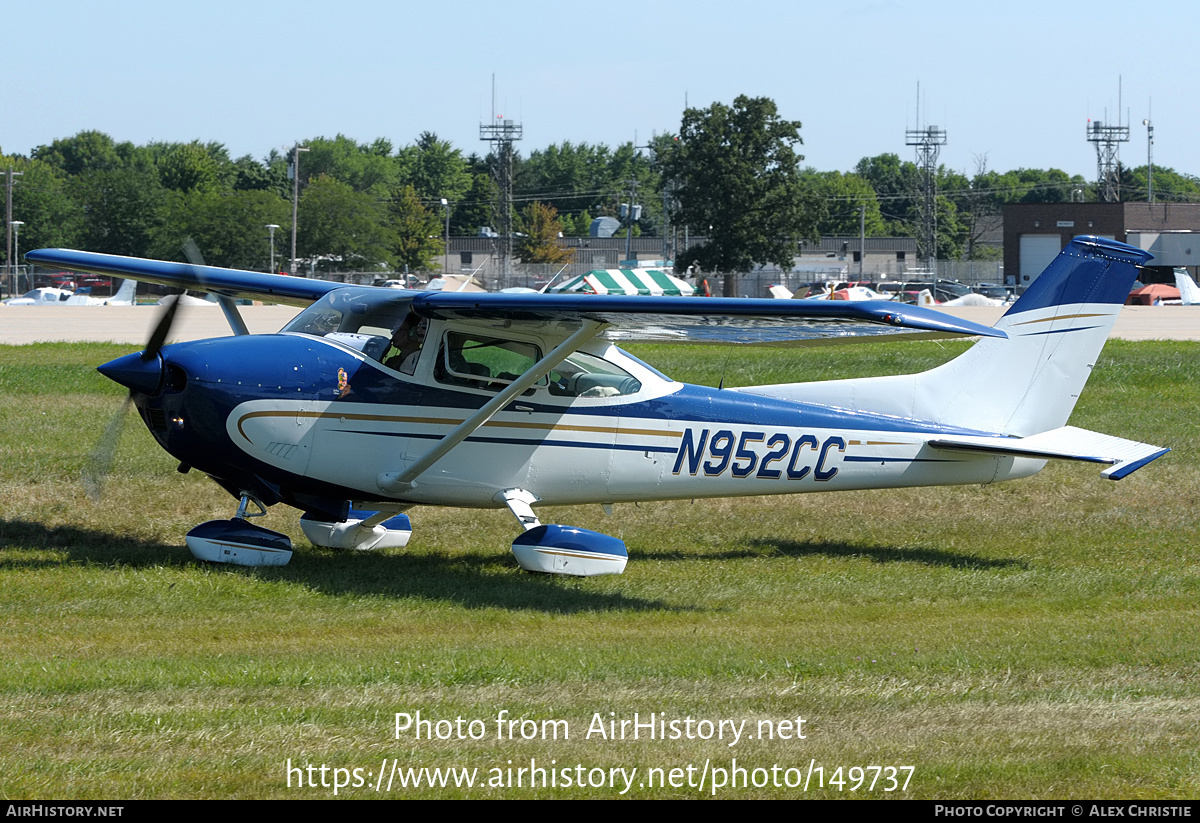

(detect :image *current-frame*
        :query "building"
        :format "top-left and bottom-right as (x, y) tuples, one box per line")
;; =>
(1003, 203), (1200, 287)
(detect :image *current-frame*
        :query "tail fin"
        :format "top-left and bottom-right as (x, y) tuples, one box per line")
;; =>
(1175, 268), (1200, 305)
(107, 279), (137, 306)
(744, 237), (1152, 437)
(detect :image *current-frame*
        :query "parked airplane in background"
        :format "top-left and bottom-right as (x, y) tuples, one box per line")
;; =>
(4, 279), (137, 306)
(1174, 268), (1200, 305)
(768, 282), (892, 301)
(3, 286), (75, 305)
(26, 237), (1168, 576)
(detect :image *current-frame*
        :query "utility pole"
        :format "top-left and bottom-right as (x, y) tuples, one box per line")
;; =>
(4, 170), (23, 297)
(1143, 104), (1154, 204)
(290, 144), (309, 275)
(441, 198), (450, 274)
(266, 224), (280, 272)
(859, 205), (866, 278)
(622, 179), (640, 264)
(480, 118), (522, 281)
(662, 184), (673, 265)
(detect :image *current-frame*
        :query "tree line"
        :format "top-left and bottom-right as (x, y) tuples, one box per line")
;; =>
(4, 105), (1196, 274)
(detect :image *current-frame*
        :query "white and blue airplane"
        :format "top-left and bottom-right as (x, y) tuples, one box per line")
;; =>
(27, 236), (1168, 576)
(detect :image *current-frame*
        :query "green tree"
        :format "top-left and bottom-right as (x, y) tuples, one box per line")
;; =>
(518, 140), (661, 237)
(2, 155), (84, 255)
(450, 172), (497, 236)
(298, 175), (396, 271)
(807, 170), (883, 237)
(153, 141), (232, 194)
(660, 96), (819, 275)
(151, 189), (291, 270)
(515, 202), (572, 264)
(400, 132), (471, 202)
(302, 135), (398, 195)
(853, 153), (922, 237)
(232, 153), (290, 197)
(31, 130), (123, 177)
(1121, 165), (1200, 202)
(70, 161), (167, 257)
(389, 184), (442, 273)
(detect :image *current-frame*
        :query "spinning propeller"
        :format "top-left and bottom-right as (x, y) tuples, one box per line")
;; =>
(82, 242), (206, 498)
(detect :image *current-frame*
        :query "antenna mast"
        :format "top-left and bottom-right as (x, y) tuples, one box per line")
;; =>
(906, 85), (947, 274)
(1088, 79), (1131, 202)
(480, 76), (523, 279)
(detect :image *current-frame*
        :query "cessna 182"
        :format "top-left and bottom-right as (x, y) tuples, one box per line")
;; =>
(27, 236), (1167, 576)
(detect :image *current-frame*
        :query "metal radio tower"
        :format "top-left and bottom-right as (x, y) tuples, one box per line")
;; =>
(906, 124), (947, 273)
(1088, 119), (1130, 203)
(480, 116), (522, 277)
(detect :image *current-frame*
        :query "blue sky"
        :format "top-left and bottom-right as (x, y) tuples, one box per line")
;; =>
(7, 0), (1194, 180)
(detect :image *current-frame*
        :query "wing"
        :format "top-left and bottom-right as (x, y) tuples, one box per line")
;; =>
(24, 249), (340, 308)
(26, 249), (1005, 344)
(411, 292), (1007, 344)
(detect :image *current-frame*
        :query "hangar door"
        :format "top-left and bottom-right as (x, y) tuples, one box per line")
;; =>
(1019, 235), (1063, 286)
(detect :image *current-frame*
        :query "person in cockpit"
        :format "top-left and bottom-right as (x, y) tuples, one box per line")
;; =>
(385, 314), (428, 374)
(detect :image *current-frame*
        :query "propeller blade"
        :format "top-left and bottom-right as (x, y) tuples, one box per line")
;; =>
(82, 394), (133, 500)
(142, 293), (180, 361)
(86, 239), (208, 498)
(141, 238), (206, 361)
(182, 238), (206, 269)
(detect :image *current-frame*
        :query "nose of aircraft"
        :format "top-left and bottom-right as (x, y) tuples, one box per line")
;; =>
(98, 351), (165, 395)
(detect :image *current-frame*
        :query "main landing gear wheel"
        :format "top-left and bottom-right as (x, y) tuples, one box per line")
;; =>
(497, 489), (628, 576)
(185, 494), (294, 567)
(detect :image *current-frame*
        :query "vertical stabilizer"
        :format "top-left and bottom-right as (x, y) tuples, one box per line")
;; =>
(107, 279), (137, 306)
(742, 237), (1152, 436)
(1175, 268), (1200, 305)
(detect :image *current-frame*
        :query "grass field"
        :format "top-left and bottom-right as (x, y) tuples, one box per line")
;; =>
(0, 340), (1197, 799)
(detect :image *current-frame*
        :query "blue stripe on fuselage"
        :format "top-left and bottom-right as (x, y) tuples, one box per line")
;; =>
(330, 428), (678, 453)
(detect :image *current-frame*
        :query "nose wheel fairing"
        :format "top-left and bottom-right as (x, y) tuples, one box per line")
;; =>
(185, 519), (294, 567)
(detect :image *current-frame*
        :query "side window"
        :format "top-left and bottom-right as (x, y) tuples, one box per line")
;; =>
(435, 332), (543, 392)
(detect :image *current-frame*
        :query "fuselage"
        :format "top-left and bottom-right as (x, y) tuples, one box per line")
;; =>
(129, 324), (1043, 515)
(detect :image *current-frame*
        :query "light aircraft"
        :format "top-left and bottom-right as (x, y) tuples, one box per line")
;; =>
(769, 282), (892, 301)
(1174, 268), (1200, 305)
(26, 236), (1168, 576)
(4, 279), (137, 306)
(3, 286), (75, 305)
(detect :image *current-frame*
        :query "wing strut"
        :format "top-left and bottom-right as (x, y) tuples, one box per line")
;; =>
(376, 319), (607, 494)
(216, 295), (250, 336)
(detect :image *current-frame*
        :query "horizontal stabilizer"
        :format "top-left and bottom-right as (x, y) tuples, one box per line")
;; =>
(928, 426), (1168, 480)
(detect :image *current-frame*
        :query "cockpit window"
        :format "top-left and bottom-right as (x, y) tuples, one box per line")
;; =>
(282, 288), (415, 366)
(435, 332), (543, 391)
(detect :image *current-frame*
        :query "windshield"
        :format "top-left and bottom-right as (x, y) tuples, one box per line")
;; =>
(282, 288), (416, 364)
(282, 288), (414, 337)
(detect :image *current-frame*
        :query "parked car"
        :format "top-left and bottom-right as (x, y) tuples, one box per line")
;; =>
(974, 284), (1014, 301)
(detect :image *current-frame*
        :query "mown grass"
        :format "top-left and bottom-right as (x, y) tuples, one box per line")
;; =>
(0, 341), (1197, 798)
